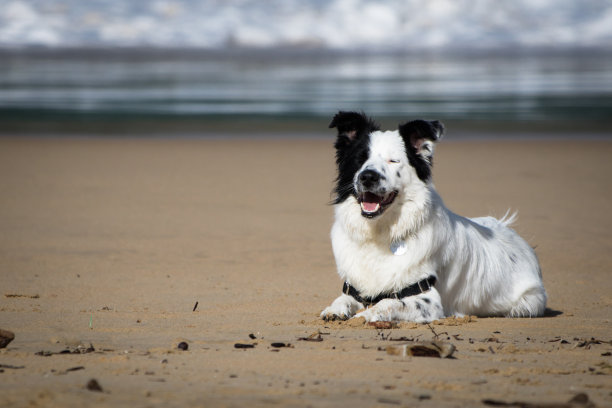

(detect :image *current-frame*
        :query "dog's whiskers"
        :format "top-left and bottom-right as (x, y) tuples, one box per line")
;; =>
(334, 182), (355, 195)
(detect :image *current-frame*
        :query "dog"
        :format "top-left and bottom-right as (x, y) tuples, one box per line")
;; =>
(320, 111), (547, 323)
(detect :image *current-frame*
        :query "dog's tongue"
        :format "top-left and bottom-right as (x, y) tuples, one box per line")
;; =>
(362, 202), (379, 212)
(361, 192), (382, 212)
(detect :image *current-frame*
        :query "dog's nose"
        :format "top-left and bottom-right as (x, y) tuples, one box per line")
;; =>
(358, 169), (383, 187)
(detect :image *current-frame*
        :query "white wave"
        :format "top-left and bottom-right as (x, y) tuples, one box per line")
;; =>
(1, 0), (611, 50)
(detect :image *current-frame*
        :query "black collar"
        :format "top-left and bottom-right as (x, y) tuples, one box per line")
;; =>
(342, 276), (436, 307)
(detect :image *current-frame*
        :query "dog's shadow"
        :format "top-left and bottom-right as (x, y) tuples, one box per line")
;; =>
(542, 308), (563, 317)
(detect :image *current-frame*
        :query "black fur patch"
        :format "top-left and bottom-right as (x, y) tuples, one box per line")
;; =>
(398, 120), (444, 183)
(329, 111), (380, 204)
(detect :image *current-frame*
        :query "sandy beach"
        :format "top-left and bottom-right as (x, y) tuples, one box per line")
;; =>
(0, 136), (611, 407)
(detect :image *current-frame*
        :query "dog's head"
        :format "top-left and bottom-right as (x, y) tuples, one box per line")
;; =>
(330, 111), (444, 219)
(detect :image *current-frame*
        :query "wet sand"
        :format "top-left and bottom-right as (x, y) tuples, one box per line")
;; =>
(0, 136), (611, 407)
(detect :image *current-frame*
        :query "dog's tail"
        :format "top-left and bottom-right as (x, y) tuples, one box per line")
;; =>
(499, 210), (518, 227)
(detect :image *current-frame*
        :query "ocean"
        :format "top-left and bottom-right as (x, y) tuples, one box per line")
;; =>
(1, 0), (611, 136)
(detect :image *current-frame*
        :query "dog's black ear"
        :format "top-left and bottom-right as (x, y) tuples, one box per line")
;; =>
(329, 111), (379, 144)
(398, 119), (444, 163)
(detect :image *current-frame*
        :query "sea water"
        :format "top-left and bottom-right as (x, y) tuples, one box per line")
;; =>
(1, 0), (611, 130)
(1, 49), (611, 123)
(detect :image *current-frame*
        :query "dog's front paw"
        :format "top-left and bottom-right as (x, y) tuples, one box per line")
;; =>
(320, 294), (362, 321)
(354, 299), (398, 322)
(321, 309), (349, 321)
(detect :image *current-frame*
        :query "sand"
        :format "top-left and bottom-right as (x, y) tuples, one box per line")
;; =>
(0, 136), (610, 407)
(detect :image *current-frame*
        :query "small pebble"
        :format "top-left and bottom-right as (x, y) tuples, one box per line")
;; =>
(234, 343), (255, 349)
(0, 329), (15, 349)
(177, 342), (189, 351)
(86, 379), (103, 392)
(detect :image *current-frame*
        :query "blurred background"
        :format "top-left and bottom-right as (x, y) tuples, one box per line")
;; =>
(1, 0), (611, 137)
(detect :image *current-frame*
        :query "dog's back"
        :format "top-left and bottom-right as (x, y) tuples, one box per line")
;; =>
(434, 209), (546, 318)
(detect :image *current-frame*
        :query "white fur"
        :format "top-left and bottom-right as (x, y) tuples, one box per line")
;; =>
(321, 130), (547, 322)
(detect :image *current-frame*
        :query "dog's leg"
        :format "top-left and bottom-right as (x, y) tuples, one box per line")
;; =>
(507, 287), (547, 317)
(320, 294), (364, 321)
(354, 290), (445, 323)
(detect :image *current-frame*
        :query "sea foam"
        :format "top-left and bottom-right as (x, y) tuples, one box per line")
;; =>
(1, 0), (611, 50)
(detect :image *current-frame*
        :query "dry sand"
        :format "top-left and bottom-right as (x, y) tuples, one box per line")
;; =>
(0, 136), (610, 407)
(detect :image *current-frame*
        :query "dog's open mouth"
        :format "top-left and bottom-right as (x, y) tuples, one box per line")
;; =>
(358, 191), (398, 218)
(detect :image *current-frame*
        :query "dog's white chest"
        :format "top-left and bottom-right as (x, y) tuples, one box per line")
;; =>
(331, 221), (429, 295)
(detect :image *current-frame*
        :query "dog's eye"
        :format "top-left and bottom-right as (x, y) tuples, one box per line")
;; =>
(388, 159), (400, 164)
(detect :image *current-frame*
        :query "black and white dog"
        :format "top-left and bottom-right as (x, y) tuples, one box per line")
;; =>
(321, 111), (547, 323)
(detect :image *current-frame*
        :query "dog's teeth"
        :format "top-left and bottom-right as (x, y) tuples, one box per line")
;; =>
(361, 202), (380, 213)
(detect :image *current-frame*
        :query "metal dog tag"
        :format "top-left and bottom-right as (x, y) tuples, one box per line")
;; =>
(390, 240), (407, 256)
